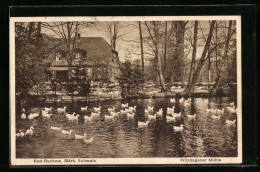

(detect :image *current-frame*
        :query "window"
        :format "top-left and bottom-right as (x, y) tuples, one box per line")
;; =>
(56, 52), (61, 61)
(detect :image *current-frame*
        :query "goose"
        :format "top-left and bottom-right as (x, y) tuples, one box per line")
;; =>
(173, 124), (184, 131)
(187, 114), (197, 118)
(32, 112), (39, 118)
(121, 103), (128, 108)
(111, 112), (120, 118)
(28, 114), (34, 120)
(170, 98), (175, 103)
(75, 133), (87, 140)
(62, 129), (72, 135)
(211, 115), (220, 119)
(108, 107), (115, 113)
(105, 114), (114, 121)
(67, 114), (79, 121)
(179, 97), (184, 103)
(126, 113), (135, 119)
(91, 112), (100, 118)
(156, 109), (163, 117)
(148, 106), (154, 112)
(81, 106), (88, 112)
(125, 108), (133, 113)
(57, 106), (67, 114)
(83, 137), (94, 144)
(148, 114), (156, 121)
(172, 112), (181, 118)
(93, 106), (101, 112)
(166, 115), (175, 122)
(226, 119), (236, 125)
(66, 112), (76, 118)
(230, 102), (235, 106)
(44, 107), (52, 112)
(21, 113), (26, 119)
(51, 126), (61, 131)
(25, 126), (34, 137)
(138, 121), (149, 128)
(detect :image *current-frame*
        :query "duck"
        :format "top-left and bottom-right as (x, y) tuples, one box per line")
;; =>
(84, 115), (93, 123)
(32, 112), (39, 118)
(204, 99), (209, 103)
(148, 106), (154, 112)
(62, 129), (72, 135)
(93, 106), (101, 112)
(25, 126), (34, 137)
(105, 114), (114, 121)
(126, 113), (135, 119)
(184, 100), (191, 106)
(83, 137), (94, 144)
(167, 106), (175, 114)
(216, 108), (224, 115)
(81, 106), (88, 112)
(229, 108), (237, 114)
(66, 112), (76, 119)
(44, 107), (52, 112)
(187, 114), (197, 118)
(91, 112), (100, 118)
(108, 107), (115, 113)
(42, 111), (52, 118)
(120, 109), (127, 114)
(173, 124), (184, 131)
(179, 97), (184, 103)
(230, 102), (235, 106)
(156, 108), (163, 117)
(166, 115), (175, 122)
(129, 106), (137, 112)
(51, 126), (61, 131)
(148, 114), (156, 121)
(125, 108), (133, 113)
(226, 119), (236, 125)
(16, 130), (25, 137)
(21, 113), (26, 119)
(138, 121), (149, 128)
(75, 133), (87, 140)
(211, 115), (220, 119)
(172, 112), (181, 118)
(57, 106), (67, 114)
(111, 112), (120, 118)
(121, 103), (128, 108)
(205, 108), (211, 113)
(145, 109), (149, 114)
(170, 98), (175, 103)
(67, 114), (79, 121)
(188, 98), (191, 103)
(28, 114), (34, 120)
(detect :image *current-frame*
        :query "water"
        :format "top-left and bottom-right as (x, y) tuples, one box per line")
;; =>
(16, 97), (238, 158)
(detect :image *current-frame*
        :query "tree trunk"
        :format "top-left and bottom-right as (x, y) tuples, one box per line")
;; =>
(186, 20), (216, 95)
(163, 21), (168, 75)
(138, 21), (145, 73)
(211, 20), (232, 95)
(185, 20), (198, 93)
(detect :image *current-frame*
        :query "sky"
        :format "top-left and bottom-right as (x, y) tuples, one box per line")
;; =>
(42, 20), (235, 63)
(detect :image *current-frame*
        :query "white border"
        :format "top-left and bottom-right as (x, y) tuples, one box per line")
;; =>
(10, 16), (242, 165)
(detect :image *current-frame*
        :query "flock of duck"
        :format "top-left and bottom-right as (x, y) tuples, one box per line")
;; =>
(16, 98), (237, 144)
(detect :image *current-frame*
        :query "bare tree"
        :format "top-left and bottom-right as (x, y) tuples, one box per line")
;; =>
(138, 21), (145, 73)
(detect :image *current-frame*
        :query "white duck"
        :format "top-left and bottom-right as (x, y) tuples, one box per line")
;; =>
(57, 106), (67, 114)
(93, 106), (101, 112)
(148, 106), (154, 112)
(75, 133), (87, 140)
(105, 114), (114, 121)
(21, 113), (26, 119)
(108, 107), (115, 113)
(121, 103), (128, 108)
(28, 114), (34, 120)
(145, 109), (149, 114)
(125, 108), (133, 113)
(179, 97), (184, 103)
(42, 111), (52, 118)
(170, 98), (175, 103)
(187, 114), (197, 118)
(84, 115), (93, 123)
(66, 112), (76, 119)
(32, 112), (39, 118)
(44, 107), (52, 112)
(148, 114), (156, 121)
(216, 108), (224, 115)
(120, 109), (127, 114)
(172, 112), (181, 118)
(211, 115), (220, 119)
(138, 121), (149, 128)
(51, 126), (61, 131)
(67, 114), (79, 121)
(188, 98), (191, 102)
(83, 137), (94, 144)
(91, 112), (100, 118)
(16, 130), (25, 137)
(184, 100), (191, 106)
(111, 112), (120, 118)
(25, 126), (34, 137)
(156, 108), (163, 117)
(230, 102), (235, 106)
(81, 106), (88, 112)
(167, 106), (175, 114)
(173, 124), (184, 131)
(129, 106), (137, 112)
(126, 113), (135, 119)
(166, 116), (175, 122)
(62, 129), (72, 135)
(204, 99), (209, 103)
(226, 119), (236, 125)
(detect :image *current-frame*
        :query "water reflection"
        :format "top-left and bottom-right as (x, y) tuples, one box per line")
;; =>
(16, 97), (237, 158)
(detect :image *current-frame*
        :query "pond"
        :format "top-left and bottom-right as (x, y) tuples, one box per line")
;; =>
(15, 97), (238, 158)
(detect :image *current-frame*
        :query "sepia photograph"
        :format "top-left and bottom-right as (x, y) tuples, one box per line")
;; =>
(10, 16), (242, 165)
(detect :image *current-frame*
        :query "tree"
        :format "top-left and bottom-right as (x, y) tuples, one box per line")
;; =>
(185, 20), (216, 95)
(138, 21), (145, 73)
